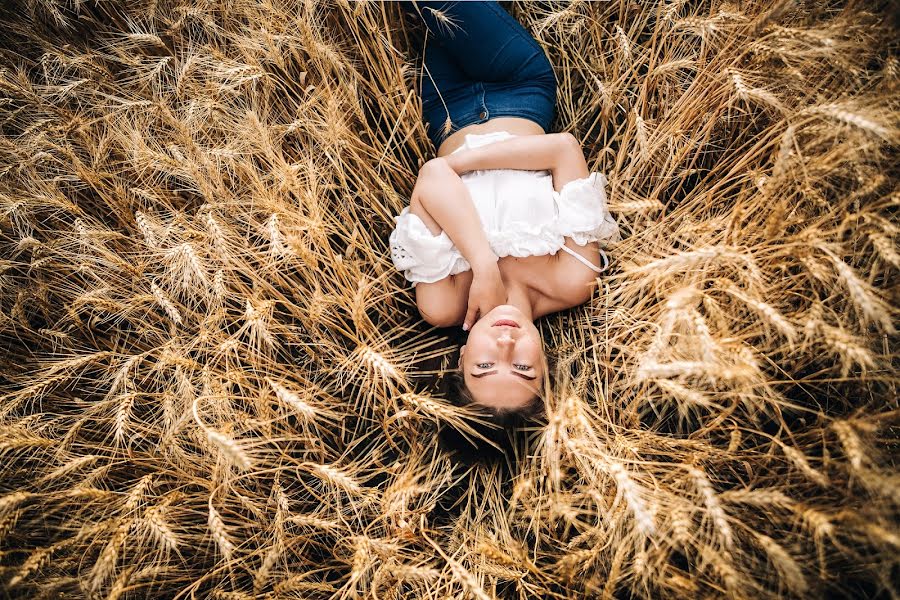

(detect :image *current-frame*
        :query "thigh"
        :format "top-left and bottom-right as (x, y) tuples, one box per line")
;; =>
(410, 1), (554, 85)
(421, 39), (472, 109)
(419, 40), (482, 148)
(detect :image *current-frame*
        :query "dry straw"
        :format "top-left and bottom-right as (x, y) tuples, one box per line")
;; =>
(0, 1), (897, 598)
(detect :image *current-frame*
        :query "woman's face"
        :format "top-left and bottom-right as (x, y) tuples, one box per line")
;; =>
(460, 304), (543, 411)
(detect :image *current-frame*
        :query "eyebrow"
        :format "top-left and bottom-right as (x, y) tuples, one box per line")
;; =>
(470, 370), (537, 381)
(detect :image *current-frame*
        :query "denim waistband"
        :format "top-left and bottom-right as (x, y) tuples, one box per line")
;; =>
(422, 80), (555, 149)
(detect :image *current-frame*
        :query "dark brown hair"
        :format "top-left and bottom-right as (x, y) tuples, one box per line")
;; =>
(437, 365), (547, 465)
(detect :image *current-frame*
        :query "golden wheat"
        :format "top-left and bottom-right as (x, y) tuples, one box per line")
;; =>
(0, 1), (896, 598)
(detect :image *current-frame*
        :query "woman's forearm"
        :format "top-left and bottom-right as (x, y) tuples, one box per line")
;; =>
(443, 132), (590, 191)
(412, 158), (498, 273)
(443, 132), (575, 174)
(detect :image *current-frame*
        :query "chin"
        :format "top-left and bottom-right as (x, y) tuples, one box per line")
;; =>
(486, 304), (525, 318)
(475, 305), (535, 331)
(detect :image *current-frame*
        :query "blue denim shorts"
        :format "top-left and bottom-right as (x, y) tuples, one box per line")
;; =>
(402, 1), (558, 149)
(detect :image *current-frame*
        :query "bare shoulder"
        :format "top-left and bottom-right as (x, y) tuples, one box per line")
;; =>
(414, 271), (472, 328)
(532, 241), (602, 318)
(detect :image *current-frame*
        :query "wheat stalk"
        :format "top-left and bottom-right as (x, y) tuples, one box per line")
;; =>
(754, 532), (808, 595)
(609, 461), (656, 536)
(208, 500), (236, 560)
(0, 1), (896, 598)
(689, 467), (733, 549)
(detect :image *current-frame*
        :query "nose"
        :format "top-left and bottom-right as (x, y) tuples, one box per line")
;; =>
(496, 332), (515, 357)
(498, 334), (514, 345)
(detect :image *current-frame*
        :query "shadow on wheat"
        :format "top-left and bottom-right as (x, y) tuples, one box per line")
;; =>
(0, 1), (897, 598)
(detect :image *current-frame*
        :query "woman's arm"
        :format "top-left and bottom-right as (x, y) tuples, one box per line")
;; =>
(411, 158), (497, 273)
(442, 132), (603, 317)
(409, 158), (506, 330)
(443, 132), (589, 192)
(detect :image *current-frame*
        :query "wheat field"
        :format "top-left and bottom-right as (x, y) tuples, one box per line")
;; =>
(0, 0), (897, 598)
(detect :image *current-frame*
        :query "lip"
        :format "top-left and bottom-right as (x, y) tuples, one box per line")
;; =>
(492, 319), (520, 328)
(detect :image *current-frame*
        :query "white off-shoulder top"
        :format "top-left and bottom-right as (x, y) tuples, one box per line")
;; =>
(389, 130), (620, 286)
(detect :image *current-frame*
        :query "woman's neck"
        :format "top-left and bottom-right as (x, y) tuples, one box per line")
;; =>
(504, 280), (535, 322)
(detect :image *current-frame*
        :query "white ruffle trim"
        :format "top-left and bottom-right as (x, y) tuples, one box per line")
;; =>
(389, 207), (470, 284)
(554, 172), (622, 247)
(390, 171), (620, 285)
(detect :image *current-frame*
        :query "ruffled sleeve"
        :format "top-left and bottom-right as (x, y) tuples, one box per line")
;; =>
(553, 172), (621, 247)
(388, 207), (470, 286)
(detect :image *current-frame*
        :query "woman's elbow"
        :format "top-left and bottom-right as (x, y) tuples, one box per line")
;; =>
(418, 304), (462, 328)
(413, 158), (455, 209)
(551, 133), (590, 184)
(415, 285), (464, 328)
(417, 157), (453, 180)
(554, 132), (584, 158)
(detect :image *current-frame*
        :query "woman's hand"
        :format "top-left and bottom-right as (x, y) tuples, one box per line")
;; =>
(464, 261), (506, 331)
(411, 158), (507, 331)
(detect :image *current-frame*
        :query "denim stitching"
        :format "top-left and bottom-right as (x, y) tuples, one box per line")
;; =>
(419, 1), (558, 146)
(481, 1), (551, 68)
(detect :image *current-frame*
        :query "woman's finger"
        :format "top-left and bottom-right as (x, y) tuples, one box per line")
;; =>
(463, 304), (478, 331)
